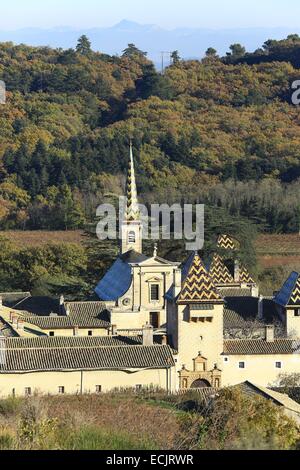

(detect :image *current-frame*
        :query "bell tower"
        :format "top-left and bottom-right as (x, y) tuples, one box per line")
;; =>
(121, 143), (142, 254)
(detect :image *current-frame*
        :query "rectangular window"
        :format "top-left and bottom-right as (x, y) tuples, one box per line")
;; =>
(95, 385), (102, 394)
(25, 387), (31, 396)
(135, 384), (142, 392)
(294, 309), (300, 317)
(150, 284), (159, 301)
(49, 332), (55, 337)
(88, 331), (93, 336)
(58, 386), (65, 395)
(239, 362), (245, 369)
(150, 312), (159, 329)
(276, 362), (282, 369)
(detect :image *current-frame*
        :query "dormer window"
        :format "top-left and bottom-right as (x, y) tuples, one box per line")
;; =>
(128, 231), (136, 244)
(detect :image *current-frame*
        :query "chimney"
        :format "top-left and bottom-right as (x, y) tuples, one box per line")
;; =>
(250, 285), (259, 297)
(234, 259), (240, 283)
(266, 325), (274, 343)
(73, 325), (79, 337)
(59, 295), (65, 306)
(17, 319), (24, 331)
(173, 269), (182, 298)
(161, 335), (167, 345)
(11, 315), (18, 328)
(111, 325), (118, 336)
(142, 324), (153, 346)
(258, 295), (264, 321)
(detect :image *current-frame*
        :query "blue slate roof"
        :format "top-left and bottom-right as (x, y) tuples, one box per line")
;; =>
(95, 257), (133, 302)
(274, 271), (299, 307)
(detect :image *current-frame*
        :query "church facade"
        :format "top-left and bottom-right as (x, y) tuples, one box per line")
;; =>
(0, 146), (300, 396)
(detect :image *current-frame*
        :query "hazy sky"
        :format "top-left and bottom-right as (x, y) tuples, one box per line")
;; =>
(1, 0), (300, 30)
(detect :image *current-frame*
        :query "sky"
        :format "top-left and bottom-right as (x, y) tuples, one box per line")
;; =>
(1, 0), (300, 30)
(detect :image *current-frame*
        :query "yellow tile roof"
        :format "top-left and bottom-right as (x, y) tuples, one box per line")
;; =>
(178, 253), (223, 304)
(209, 254), (235, 286)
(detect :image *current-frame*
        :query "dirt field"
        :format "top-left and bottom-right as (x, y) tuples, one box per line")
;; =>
(1, 231), (300, 271)
(255, 234), (300, 271)
(0, 230), (85, 247)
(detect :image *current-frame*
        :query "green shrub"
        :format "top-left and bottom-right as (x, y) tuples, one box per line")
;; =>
(61, 426), (155, 451)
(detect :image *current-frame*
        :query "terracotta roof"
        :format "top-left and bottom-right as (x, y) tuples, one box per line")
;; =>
(22, 301), (110, 330)
(224, 339), (300, 355)
(217, 234), (238, 251)
(236, 381), (300, 415)
(178, 253), (223, 304)
(3, 336), (143, 349)
(0, 318), (18, 338)
(219, 288), (252, 297)
(0, 342), (175, 372)
(209, 254), (235, 286)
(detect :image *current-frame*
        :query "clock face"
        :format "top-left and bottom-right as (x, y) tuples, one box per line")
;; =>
(122, 298), (131, 306)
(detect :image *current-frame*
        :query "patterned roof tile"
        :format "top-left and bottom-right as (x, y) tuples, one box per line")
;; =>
(178, 253), (223, 304)
(209, 254), (235, 286)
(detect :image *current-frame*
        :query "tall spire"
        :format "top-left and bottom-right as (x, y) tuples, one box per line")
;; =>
(125, 141), (140, 222)
(120, 142), (143, 255)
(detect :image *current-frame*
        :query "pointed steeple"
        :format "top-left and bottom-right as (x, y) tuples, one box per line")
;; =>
(178, 252), (223, 304)
(209, 253), (235, 286)
(125, 142), (140, 222)
(121, 142), (143, 255)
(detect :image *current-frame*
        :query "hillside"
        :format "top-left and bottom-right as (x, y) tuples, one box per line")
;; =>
(0, 37), (300, 233)
(0, 389), (297, 450)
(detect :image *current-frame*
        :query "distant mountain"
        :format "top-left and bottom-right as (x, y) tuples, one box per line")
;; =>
(0, 21), (299, 66)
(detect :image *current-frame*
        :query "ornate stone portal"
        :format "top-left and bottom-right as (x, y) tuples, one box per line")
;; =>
(178, 353), (222, 389)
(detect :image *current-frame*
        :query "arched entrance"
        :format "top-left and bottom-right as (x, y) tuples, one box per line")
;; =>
(190, 379), (211, 389)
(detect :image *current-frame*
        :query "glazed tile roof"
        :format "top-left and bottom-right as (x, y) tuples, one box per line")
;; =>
(22, 301), (110, 330)
(274, 272), (300, 307)
(223, 339), (300, 355)
(209, 254), (235, 286)
(239, 265), (255, 285)
(178, 253), (223, 304)
(0, 342), (175, 372)
(125, 143), (140, 222)
(95, 256), (133, 302)
(217, 234), (239, 251)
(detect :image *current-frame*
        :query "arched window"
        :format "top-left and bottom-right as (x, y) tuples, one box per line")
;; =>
(128, 231), (136, 244)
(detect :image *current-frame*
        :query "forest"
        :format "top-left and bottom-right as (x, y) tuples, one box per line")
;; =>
(0, 35), (300, 234)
